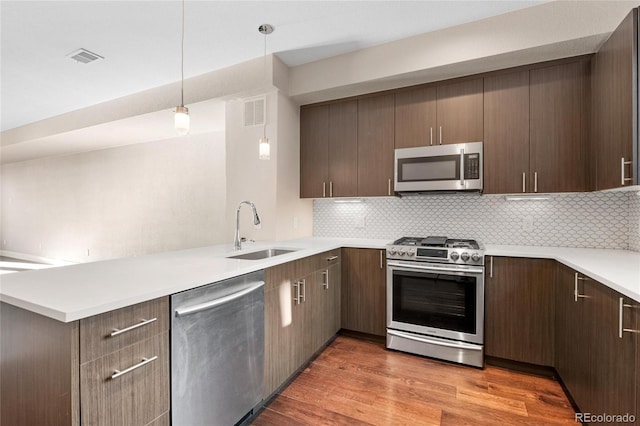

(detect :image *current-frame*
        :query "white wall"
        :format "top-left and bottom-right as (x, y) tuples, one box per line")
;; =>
(225, 90), (312, 244)
(0, 131), (226, 262)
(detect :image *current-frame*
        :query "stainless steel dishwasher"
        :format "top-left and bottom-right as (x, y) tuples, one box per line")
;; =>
(171, 270), (264, 426)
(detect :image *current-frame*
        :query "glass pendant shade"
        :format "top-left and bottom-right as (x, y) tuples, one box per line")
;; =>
(175, 106), (190, 136)
(259, 136), (270, 160)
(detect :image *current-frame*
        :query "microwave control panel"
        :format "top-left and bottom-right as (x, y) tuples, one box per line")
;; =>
(465, 154), (480, 179)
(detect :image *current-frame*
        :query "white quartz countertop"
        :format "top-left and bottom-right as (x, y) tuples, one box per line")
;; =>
(1, 237), (638, 322)
(0, 237), (390, 322)
(486, 245), (640, 302)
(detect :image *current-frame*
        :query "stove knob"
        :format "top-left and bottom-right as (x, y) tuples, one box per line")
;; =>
(471, 253), (480, 262)
(407, 250), (415, 257)
(388, 248), (397, 256)
(398, 249), (406, 256)
(460, 252), (470, 262)
(450, 252), (460, 261)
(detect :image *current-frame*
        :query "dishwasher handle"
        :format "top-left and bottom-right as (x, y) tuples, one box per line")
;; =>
(174, 281), (264, 317)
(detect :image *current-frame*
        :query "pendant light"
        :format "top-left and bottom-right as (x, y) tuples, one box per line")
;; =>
(174, 0), (190, 135)
(258, 24), (274, 160)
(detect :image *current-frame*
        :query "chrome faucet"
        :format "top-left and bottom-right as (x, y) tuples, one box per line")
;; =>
(234, 201), (261, 250)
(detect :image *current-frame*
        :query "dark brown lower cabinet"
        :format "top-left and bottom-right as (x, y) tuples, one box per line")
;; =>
(556, 264), (637, 421)
(485, 256), (555, 365)
(263, 250), (342, 398)
(341, 248), (386, 336)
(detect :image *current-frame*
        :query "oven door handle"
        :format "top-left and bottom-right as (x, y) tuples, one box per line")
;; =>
(386, 261), (484, 275)
(387, 329), (482, 351)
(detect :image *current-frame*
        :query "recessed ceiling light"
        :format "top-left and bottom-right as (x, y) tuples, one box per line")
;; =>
(67, 48), (104, 64)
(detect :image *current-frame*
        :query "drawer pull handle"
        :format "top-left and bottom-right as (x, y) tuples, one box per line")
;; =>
(619, 298), (640, 338)
(573, 273), (590, 302)
(326, 256), (339, 261)
(322, 270), (329, 289)
(111, 356), (158, 380)
(110, 318), (157, 337)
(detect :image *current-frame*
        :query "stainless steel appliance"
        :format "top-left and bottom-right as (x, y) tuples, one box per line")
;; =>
(171, 271), (265, 426)
(386, 236), (485, 367)
(394, 142), (483, 193)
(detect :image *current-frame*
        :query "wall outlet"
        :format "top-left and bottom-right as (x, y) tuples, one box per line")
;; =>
(522, 215), (534, 233)
(354, 215), (366, 229)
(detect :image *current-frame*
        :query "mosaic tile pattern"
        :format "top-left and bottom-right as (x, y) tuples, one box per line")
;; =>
(314, 192), (631, 250)
(629, 191), (640, 252)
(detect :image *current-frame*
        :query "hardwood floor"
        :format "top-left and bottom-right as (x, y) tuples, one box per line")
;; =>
(252, 336), (576, 425)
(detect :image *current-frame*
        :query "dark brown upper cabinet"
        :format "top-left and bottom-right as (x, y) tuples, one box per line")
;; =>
(300, 101), (358, 198)
(394, 79), (483, 148)
(530, 60), (590, 193)
(592, 9), (638, 190)
(483, 70), (530, 194)
(358, 93), (395, 197)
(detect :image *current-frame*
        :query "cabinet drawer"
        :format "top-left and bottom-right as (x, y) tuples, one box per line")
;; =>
(80, 297), (169, 363)
(80, 332), (169, 426)
(298, 249), (341, 276)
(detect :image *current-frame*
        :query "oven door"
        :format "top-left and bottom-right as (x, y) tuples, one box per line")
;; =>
(386, 260), (484, 345)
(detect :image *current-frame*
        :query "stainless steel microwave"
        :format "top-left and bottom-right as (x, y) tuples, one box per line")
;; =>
(394, 142), (483, 193)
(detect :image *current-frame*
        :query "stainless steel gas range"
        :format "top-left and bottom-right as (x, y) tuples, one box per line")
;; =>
(386, 236), (485, 368)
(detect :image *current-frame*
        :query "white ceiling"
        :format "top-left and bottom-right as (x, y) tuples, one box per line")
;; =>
(0, 0), (547, 132)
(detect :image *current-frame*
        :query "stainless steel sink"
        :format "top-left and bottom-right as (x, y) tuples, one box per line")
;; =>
(227, 248), (297, 261)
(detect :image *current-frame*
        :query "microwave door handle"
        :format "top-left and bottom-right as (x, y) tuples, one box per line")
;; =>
(459, 148), (465, 188)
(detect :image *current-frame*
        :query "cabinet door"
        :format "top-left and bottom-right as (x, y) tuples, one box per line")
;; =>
(357, 94), (395, 197)
(294, 274), (314, 367)
(530, 61), (589, 193)
(341, 248), (386, 336)
(300, 105), (329, 198)
(586, 281), (636, 419)
(263, 262), (298, 397)
(483, 71), (530, 194)
(555, 264), (590, 411)
(592, 10), (636, 190)
(317, 259), (342, 345)
(436, 78), (483, 145)
(485, 257), (555, 365)
(328, 101), (358, 197)
(395, 85), (437, 148)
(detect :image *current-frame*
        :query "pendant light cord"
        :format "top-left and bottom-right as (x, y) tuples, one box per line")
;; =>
(180, 0), (185, 107)
(263, 31), (267, 139)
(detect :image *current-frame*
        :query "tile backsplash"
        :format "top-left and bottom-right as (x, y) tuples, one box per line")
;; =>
(314, 191), (639, 251)
(630, 191), (640, 251)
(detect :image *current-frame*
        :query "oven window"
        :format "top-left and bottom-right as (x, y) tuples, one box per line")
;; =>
(392, 270), (477, 334)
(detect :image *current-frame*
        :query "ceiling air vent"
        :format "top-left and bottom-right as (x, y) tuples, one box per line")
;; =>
(67, 48), (104, 64)
(244, 96), (266, 127)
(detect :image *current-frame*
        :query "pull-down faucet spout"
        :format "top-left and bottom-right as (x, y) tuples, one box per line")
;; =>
(234, 201), (261, 250)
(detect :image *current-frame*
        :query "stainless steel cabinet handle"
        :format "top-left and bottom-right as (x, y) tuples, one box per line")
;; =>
(534, 172), (538, 193)
(573, 273), (589, 302)
(380, 250), (384, 269)
(110, 318), (157, 337)
(330, 181), (333, 197)
(522, 173), (526, 193)
(111, 356), (158, 380)
(293, 281), (300, 304)
(459, 148), (465, 187)
(489, 256), (493, 278)
(175, 281), (265, 316)
(439, 126), (442, 145)
(429, 127), (433, 146)
(388, 178), (392, 196)
(300, 279), (306, 302)
(619, 297), (640, 338)
(326, 255), (339, 261)
(322, 270), (329, 289)
(621, 157), (633, 185)
(322, 182), (326, 198)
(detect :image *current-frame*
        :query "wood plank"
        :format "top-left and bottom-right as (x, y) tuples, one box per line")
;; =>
(252, 335), (576, 426)
(251, 408), (308, 426)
